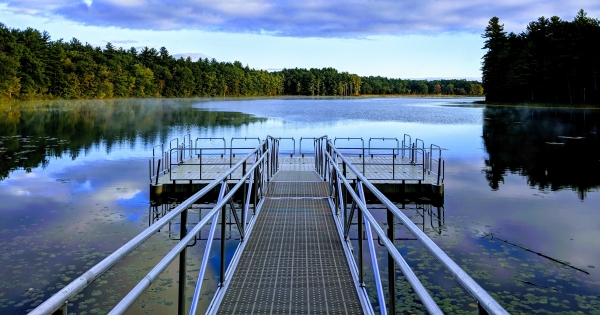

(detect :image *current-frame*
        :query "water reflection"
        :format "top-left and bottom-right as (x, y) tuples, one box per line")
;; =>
(0, 100), (265, 180)
(482, 106), (600, 199)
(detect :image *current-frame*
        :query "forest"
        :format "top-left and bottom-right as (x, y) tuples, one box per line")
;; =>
(0, 22), (483, 100)
(482, 9), (600, 105)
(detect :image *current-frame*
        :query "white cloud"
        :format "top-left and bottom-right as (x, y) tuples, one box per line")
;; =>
(173, 52), (211, 61)
(2, 0), (599, 37)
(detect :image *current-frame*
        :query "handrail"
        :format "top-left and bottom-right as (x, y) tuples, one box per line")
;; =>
(368, 137), (399, 156)
(169, 137), (179, 150)
(28, 142), (267, 315)
(152, 144), (163, 158)
(334, 137), (364, 150)
(230, 137), (261, 148)
(276, 137), (295, 156)
(299, 137), (317, 157)
(195, 137), (226, 156)
(314, 136), (328, 179)
(401, 134), (411, 159)
(324, 140), (508, 315)
(324, 147), (443, 315)
(188, 182), (227, 315)
(108, 149), (269, 315)
(430, 144), (444, 185)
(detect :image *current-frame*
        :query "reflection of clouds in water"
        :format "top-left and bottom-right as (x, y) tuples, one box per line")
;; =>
(0, 171), (71, 204)
(76, 180), (93, 192)
(94, 185), (142, 202)
(2, 186), (32, 196)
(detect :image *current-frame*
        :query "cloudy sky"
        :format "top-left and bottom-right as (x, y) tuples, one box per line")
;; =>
(1, 0), (599, 80)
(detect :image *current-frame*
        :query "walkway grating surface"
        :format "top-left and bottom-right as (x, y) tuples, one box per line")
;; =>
(216, 171), (363, 315)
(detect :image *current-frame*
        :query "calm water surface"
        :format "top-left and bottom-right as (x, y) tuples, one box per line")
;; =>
(0, 97), (599, 314)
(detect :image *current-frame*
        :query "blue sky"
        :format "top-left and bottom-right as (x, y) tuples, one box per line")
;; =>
(1, 1), (599, 80)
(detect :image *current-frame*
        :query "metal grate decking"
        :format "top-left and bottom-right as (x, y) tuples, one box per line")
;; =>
(271, 170), (323, 182)
(216, 171), (364, 314)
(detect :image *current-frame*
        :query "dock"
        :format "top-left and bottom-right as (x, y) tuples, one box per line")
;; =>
(31, 135), (509, 315)
(150, 136), (445, 204)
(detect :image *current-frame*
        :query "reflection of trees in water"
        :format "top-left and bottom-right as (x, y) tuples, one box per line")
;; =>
(0, 99), (265, 180)
(482, 106), (600, 199)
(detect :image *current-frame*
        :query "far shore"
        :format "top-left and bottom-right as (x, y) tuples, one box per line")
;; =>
(3, 95), (599, 109)
(1, 94), (484, 104)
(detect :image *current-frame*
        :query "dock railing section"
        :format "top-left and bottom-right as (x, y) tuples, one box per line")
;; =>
(150, 136), (266, 183)
(332, 137), (443, 183)
(323, 139), (508, 315)
(151, 135), (444, 185)
(29, 138), (279, 315)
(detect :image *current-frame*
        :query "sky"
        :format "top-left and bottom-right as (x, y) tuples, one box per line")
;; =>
(1, 1), (599, 80)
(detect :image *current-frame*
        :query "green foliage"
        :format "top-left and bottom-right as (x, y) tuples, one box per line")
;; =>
(0, 22), (482, 100)
(359, 76), (483, 96)
(0, 22), (288, 100)
(482, 10), (600, 104)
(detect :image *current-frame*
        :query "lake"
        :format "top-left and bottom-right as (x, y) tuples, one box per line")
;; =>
(0, 97), (599, 314)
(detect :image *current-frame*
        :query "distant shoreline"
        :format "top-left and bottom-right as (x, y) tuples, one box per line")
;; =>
(2, 94), (484, 104)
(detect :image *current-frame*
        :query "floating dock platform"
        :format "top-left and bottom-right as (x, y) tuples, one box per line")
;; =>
(150, 136), (444, 205)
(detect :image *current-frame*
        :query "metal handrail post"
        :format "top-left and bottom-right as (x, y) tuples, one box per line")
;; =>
(253, 164), (258, 214)
(387, 209), (396, 314)
(244, 170), (254, 223)
(199, 149), (203, 180)
(357, 193), (364, 286)
(178, 208), (188, 315)
(437, 157), (442, 185)
(219, 197), (226, 286)
(188, 181), (227, 315)
(358, 183), (387, 315)
(392, 149), (395, 180)
(403, 134), (411, 151)
(362, 146), (365, 174)
(155, 159), (161, 185)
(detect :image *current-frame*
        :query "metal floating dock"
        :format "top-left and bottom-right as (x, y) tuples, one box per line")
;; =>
(150, 135), (445, 204)
(31, 135), (510, 315)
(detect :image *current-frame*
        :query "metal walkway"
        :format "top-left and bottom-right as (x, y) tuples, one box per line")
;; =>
(31, 135), (509, 315)
(216, 171), (364, 314)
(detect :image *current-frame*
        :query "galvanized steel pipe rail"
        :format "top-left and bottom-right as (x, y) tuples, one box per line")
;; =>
(28, 142), (267, 315)
(107, 150), (268, 315)
(325, 149), (443, 315)
(325, 140), (509, 315)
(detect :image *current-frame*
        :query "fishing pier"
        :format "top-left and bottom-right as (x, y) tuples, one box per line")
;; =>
(30, 135), (509, 315)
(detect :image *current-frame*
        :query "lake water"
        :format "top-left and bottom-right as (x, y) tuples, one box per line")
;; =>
(0, 97), (599, 314)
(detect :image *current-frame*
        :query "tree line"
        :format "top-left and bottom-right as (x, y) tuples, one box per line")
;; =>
(0, 22), (483, 100)
(482, 9), (600, 105)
